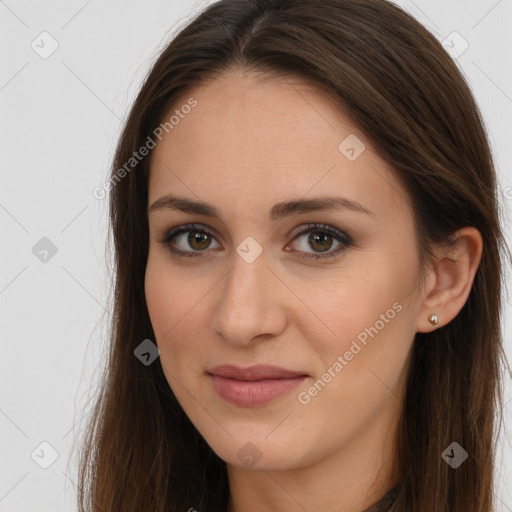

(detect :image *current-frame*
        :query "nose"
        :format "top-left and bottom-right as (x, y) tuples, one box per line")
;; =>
(211, 249), (287, 346)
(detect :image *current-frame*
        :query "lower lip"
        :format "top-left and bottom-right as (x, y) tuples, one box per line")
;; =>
(209, 374), (308, 407)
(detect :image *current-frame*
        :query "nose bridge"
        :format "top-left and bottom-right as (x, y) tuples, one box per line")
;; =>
(212, 247), (285, 345)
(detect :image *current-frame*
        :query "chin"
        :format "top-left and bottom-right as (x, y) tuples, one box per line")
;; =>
(202, 431), (313, 472)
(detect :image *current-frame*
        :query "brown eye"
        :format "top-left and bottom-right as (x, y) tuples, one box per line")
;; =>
(159, 223), (351, 261)
(187, 231), (212, 251)
(287, 224), (352, 260)
(160, 224), (221, 258)
(307, 231), (334, 253)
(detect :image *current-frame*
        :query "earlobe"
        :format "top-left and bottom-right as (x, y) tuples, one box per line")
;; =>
(416, 227), (483, 333)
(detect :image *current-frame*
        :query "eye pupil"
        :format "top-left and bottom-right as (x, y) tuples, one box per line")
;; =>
(189, 232), (210, 250)
(308, 232), (332, 252)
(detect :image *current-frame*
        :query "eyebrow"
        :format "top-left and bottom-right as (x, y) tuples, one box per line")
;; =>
(147, 194), (375, 220)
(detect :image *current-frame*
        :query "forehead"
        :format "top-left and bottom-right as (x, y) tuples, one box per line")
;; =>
(148, 69), (411, 223)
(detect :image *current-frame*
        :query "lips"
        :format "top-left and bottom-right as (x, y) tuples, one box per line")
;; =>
(208, 364), (307, 380)
(207, 364), (309, 407)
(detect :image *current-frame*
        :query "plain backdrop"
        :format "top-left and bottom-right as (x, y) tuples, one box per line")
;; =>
(0, 0), (511, 510)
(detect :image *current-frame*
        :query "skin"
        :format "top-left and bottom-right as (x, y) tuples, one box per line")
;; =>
(144, 68), (482, 512)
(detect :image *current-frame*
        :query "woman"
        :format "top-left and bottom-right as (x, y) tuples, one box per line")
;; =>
(75, 1), (510, 510)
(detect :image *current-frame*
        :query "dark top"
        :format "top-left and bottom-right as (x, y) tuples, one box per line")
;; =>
(361, 484), (401, 512)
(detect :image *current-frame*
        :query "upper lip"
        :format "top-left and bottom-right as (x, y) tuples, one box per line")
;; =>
(208, 364), (308, 381)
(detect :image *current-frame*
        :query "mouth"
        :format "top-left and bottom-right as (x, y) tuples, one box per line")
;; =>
(207, 364), (309, 407)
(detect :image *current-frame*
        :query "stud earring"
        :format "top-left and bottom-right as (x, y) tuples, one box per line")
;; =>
(428, 313), (439, 328)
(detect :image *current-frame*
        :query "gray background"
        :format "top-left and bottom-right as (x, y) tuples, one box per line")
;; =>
(0, 0), (511, 510)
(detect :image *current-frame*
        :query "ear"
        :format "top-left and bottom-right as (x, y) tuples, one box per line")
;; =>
(415, 227), (483, 333)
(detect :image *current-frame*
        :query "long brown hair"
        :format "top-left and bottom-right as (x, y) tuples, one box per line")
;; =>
(74, 1), (511, 510)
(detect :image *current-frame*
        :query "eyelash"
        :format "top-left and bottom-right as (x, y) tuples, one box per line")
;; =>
(158, 223), (352, 261)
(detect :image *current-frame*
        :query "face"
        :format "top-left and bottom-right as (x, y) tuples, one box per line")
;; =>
(145, 69), (425, 472)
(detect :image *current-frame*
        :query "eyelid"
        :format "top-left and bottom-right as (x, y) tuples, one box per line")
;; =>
(158, 223), (220, 250)
(159, 223), (216, 241)
(158, 222), (352, 260)
(290, 223), (351, 244)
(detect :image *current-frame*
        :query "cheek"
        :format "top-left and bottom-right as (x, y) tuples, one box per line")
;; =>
(145, 254), (201, 331)
(145, 262), (172, 335)
(297, 268), (403, 341)
(293, 281), (414, 443)
(145, 262), (196, 366)
(294, 249), (417, 386)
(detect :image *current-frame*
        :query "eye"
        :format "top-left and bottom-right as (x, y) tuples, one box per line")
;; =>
(286, 223), (352, 260)
(158, 223), (352, 260)
(158, 223), (221, 258)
